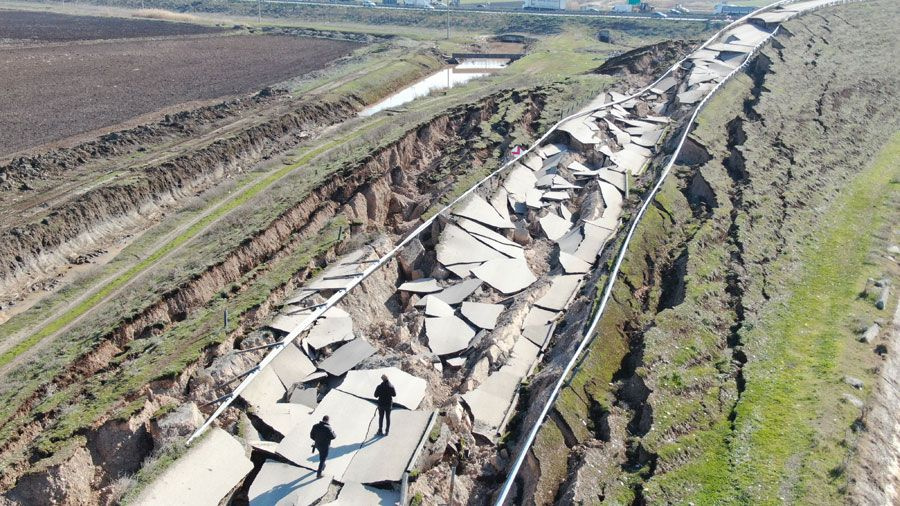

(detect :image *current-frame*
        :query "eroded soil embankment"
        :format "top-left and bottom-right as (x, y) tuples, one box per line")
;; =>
(521, 3), (900, 503)
(0, 87), (552, 503)
(0, 94), (359, 300)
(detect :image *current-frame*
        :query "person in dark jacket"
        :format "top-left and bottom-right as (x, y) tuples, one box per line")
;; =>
(374, 374), (397, 436)
(310, 415), (336, 478)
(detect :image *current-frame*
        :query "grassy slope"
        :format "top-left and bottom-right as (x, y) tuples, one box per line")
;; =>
(535, 1), (900, 504)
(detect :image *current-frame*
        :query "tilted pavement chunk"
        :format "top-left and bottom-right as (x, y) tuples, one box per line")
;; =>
(277, 389), (376, 479)
(425, 315), (476, 356)
(318, 338), (377, 377)
(134, 428), (252, 506)
(321, 481), (399, 506)
(461, 301), (505, 330)
(253, 402), (314, 438)
(271, 342), (316, 390)
(241, 366), (286, 411)
(397, 278), (442, 294)
(471, 257), (537, 295)
(336, 367), (427, 409)
(451, 194), (514, 230)
(341, 410), (432, 484)
(248, 460), (330, 506)
(305, 316), (354, 350)
(436, 223), (506, 267)
(534, 275), (582, 311)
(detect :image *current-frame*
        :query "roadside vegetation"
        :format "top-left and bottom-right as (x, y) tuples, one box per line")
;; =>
(531, 1), (900, 503)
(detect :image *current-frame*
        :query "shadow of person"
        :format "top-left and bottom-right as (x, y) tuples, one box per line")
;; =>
(251, 469), (326, 506)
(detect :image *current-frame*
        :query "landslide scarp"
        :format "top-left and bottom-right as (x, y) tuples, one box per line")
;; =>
(524, 1), (900, 504)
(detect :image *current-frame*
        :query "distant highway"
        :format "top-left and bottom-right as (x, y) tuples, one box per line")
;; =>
(251, 0), (716, 22)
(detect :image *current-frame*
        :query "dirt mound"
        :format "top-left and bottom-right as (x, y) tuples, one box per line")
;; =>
(593, 40), (693, 82)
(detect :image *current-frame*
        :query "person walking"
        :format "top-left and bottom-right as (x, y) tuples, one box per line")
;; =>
(374, 374), (397, 436)
(310, 415), (336, 478)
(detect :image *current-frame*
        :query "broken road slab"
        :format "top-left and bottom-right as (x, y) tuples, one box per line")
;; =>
(318, 339), (377, 377)
(342, 410), (432, 484)
(248, 460), (330, 506)
(337, 367), (427, 409)
(134, 428), (252, 506)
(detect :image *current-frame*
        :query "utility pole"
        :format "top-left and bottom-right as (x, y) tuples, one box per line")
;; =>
(258, 0), (262, 24)
(446, 3), (450, 39)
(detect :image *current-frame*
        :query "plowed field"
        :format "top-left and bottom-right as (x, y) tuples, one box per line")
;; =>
(0, 11), (363, 157)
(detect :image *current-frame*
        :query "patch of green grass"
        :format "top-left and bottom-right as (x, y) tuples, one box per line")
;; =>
(730, 134), (900, 503)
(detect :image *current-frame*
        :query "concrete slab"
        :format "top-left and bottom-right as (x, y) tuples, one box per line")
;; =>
(461, 302), (504, 330)
(583, 213), (620, 232)
(535, 275), (582, 311)
(398, 278), (442, 294)
(318, 339), (376, 377)
(489, 188), (511, 223)
(424, 296), (455, 317)
(505, 338), (540, 379)
(522, 306), (558, 329)
(539, 212), (572, 242)
(445, 262), (482, 279)
(525, 188), (544, 209)
(268, 313), (312, 334)
(632, 130), (664, 148)
(305, 317), (354, 350)
(428, 278), (482, 305)
(609, 147), (648, 176)
(323, 482), (399, 506)
(559, 204), (572, 221)
(472, 232), (524, 259)
(706, 42), (753, 53)
(575, 221), (614, 263)
(425, 316), (476, 356)
(451, 194), (514, 230)
(535, 173), (555, 188)
(277, 390), (377, 478)
(556, 227), (583, 255)
(436, 224), (505, 267)
(650, 76), (678, 94)
(597, 168), (626, 192)
(242, 366), (286, 411)
(550, 176), (581, 191)
(522, 155), (543, 171)
(462, 371), (520, 430)
(503, 165), (540, 202)
(445, 357), (466, 368)
(457, 218), (519, 247)
(248, 460), (329, 506)
(559, 251), (592, 274)
(337, 367), (427, 410)
(134, 428), (252, 506)
(599, 181), (624, 218)
(342, 410), (432, 484)
(471, 258), (537, 294)
(538, 143), (562, 158)
(271, 343), (317, 390)
(541, 191), (570, 202)
(254, 402), (314, 437)
(289, 387), (319, 409)
(522, 324), (554, 348)
(559, 118), (599, 145)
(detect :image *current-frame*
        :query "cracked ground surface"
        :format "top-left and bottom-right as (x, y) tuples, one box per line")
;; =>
(527, 1), (900, 504)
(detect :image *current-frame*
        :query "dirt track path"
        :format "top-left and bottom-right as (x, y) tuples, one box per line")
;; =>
(0, 111), (390, 374)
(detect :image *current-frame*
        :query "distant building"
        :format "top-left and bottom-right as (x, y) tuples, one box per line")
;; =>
(523, 0), (566, 10)
(714, 3), (755, 15)
(611, 4), (632, 12)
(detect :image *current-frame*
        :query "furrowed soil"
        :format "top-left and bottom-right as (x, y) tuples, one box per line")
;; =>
(0, 20), (362, 156)
(523, 1), (900, 504)
(0, 9), (222, 42)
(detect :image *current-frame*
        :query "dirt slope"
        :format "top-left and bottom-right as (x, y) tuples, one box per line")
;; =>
(524, 1), (900, 504)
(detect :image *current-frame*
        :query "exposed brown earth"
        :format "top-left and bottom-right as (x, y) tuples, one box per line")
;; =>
(0, 86), (555, 504)
(0, 9), (223, 42)
(0, 33), (362, 157)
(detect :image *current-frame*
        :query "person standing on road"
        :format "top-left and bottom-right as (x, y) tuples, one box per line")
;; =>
(310, 415), (336, 478)
(374, 374), (397, 436)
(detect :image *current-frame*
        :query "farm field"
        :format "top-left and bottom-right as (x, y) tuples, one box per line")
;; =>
(0, 9), (223, 42)
(0, 12), (362, 157)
